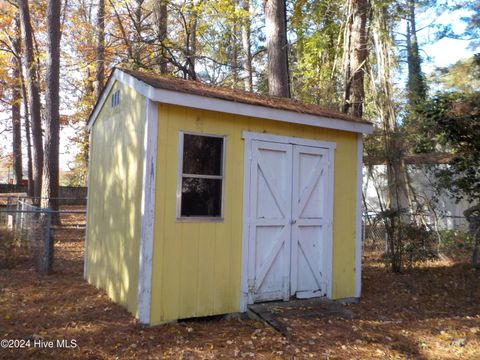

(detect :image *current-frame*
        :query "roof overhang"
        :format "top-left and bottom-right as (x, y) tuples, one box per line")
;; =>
(88, 68), (373, 134)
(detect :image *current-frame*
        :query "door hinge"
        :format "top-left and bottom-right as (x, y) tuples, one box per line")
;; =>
(247, 279), (255, 294)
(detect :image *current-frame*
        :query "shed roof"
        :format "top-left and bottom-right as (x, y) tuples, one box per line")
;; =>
(88, 68), (373, 134)
(120, 68), (370, 126)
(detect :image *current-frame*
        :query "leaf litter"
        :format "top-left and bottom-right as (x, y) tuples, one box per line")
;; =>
(0, 209), (479, 359)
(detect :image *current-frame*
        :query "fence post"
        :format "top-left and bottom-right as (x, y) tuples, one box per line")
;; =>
(41, 209), (53, 274)
(15, 199), (21, 233)
(22, 202), (29, 248)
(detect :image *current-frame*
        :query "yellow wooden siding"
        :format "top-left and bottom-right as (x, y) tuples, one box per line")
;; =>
(85, 81), (146, 317)
(150, 104), (359, 325)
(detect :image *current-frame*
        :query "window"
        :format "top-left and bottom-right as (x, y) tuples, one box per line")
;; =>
(111, 90), (120, 107)
(178, 133), (225, 219)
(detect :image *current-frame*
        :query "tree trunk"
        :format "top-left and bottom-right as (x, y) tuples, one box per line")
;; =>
(19, 59), (33, 196)
(132, 0), (145, 67)
(154, 0), (168, 74)
(11, 82), (23, 186)
(109, 0), (135, 61)
(241, 0), (253, 91)
(186, 5), (197, 80)
(371, 5), (410, 219)
(368, 5), (423, 278)
(264, 0), (290, 97)
(41, 0), (62, 220)
(463, 205), (480, 268)
(406, 0), (426, 106)
(231, 13), (239, 88)
(18, 0), (43, 204)
(11, 19), (23, 186)
(385, 137), (410, 216)
(343, 0), (369, 118)
(472, 235), (479, 268)
(94, 0), (105, 100)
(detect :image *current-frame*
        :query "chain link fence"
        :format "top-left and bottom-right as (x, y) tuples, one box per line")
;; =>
(362, 211), (471, 254)
(362, 213), (388, 252)
(0, 196), (86, 274)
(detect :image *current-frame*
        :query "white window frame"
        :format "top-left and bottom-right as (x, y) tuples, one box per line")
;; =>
(176, 131), (226, 222)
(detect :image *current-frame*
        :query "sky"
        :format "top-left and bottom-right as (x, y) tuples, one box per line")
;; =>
(419, 7), (475, 72)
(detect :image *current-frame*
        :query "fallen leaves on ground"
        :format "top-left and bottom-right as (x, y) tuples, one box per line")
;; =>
(0, 208), (479, 359)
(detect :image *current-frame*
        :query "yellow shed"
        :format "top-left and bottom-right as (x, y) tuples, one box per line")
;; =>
(85, 68), (373, 326)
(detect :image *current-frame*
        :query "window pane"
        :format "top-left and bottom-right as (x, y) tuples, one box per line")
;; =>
(183, 134), (223, 175)
(181, 178), (222, 217)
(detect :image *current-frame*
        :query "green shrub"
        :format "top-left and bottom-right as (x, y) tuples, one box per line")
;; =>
(438, 229), (475, 260)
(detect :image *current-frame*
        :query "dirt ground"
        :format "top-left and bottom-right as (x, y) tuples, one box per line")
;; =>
(1, 209), (480, 359)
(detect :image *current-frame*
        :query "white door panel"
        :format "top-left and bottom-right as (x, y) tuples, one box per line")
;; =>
(248, 141), (292, 302)
(291, 145), (331, 298)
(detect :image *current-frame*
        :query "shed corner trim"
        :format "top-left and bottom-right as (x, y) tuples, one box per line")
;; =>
(137, 98), (159, 325)
(355, 133), (363, 298)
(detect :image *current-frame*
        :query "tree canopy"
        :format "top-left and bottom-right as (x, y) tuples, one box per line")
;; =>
(419, 92), (480, 203)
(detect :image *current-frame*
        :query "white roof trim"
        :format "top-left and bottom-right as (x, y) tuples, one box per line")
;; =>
(88, 74), (116, 130)
(88, 69), (373, 134)
(242, 131), (336, 149)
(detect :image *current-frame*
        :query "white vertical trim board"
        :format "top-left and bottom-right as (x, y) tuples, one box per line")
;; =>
(137, 99), (159, 325)
(355, 133), (363, 298)
(325, 147), (335, 299)
(240, 137), (252, 312)
(84, 130), (93, 279)
(175, 132), (184, 220)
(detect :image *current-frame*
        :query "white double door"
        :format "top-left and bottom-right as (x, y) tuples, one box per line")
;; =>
(247, 139), (333, 303)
